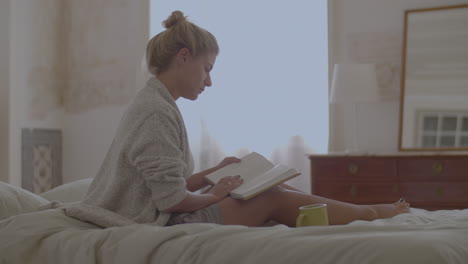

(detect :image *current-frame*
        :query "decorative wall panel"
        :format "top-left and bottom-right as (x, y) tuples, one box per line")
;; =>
(22, 129), (62, 194)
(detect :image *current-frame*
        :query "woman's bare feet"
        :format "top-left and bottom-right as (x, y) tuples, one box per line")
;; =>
(367, 199), (410, 220)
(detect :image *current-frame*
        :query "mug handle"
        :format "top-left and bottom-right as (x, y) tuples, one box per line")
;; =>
(296, 214), (304, 227)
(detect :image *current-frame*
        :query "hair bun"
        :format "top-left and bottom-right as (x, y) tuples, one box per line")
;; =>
(163, 10), (187, 29)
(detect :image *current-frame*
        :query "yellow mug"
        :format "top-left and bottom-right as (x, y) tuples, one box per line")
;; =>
(296, 204), (329, 227)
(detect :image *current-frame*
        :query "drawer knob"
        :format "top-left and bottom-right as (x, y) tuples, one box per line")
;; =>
(350, 185), (358, 198)
(435, 186), (444, 197)
(432, 162), (444, 175)
(349, 163), (359, 175)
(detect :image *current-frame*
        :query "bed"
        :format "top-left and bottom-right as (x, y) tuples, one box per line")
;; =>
(1, 178), (468, 264)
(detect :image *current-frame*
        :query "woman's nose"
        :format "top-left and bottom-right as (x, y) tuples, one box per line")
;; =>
(205, 76), (212, 87)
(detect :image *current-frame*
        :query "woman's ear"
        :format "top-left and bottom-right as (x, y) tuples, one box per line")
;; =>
(176, 48), (191, 65)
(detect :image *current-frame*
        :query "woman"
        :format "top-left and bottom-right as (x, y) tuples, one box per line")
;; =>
(66, 10), (409, 228)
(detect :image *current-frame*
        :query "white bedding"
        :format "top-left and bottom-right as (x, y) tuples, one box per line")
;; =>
(1, 181), (468, 264)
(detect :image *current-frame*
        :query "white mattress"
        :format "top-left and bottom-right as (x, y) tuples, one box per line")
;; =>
(1, 207), (468, 264)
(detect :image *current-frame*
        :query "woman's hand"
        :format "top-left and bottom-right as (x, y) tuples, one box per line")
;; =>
(208, 175), (243, 200)
(216, 156), (241, 169)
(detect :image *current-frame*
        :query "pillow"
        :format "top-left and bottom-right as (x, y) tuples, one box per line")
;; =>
(39, 178), (92, 203)
(0, 181), (50, 220)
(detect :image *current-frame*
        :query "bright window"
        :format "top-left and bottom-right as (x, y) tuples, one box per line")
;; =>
(150, 1), (329, 161)
(419, 111), (468, 148)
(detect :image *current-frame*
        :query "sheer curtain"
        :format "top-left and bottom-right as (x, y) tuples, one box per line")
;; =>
(150, 1), (328, 193)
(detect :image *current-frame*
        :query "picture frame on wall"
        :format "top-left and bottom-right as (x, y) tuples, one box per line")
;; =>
(22, 128), (62, 194)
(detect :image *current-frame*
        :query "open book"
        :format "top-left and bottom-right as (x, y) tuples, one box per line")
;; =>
(204, 152), (301, 200)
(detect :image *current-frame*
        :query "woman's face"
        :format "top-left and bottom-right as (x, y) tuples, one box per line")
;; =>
(179, 51), (217, 101)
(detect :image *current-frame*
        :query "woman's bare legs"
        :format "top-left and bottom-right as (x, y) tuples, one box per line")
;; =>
(218, 185), (410, 227)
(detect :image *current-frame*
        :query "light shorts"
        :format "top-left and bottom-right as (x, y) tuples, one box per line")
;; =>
(166, 203), (224, 225)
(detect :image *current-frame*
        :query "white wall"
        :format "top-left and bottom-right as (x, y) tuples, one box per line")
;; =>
(328, 0), (468, 153)
(0, 0), (10, 182)
(61, 0), (149, 182)
(62, 106), (127, 182)
(4, 0), (149, 185)
(9, 0), (65, 186)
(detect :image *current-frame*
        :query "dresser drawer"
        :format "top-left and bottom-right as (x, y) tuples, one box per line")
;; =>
(314, 182), (401, 203)
(398, 158), (468, 181)
(400, 182), (468, 203)
(311, 157), (397, 181)
(310, 154), (468, 210)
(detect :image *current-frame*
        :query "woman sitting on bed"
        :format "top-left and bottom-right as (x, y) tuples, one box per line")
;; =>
(65, 10), (410, 228)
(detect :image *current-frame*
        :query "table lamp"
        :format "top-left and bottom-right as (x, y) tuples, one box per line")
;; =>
(330, 63), (379, 152)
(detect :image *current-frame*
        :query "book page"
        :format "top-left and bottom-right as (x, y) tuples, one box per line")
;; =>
(205, 152), (273, 184)
(232, 165), (294, 194)
(231, 165), (300, 199)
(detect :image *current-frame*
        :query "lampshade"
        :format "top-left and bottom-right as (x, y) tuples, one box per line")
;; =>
(330, 63), (380, 104)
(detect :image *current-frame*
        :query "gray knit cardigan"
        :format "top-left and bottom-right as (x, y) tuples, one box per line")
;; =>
(63, 77), (194, 228)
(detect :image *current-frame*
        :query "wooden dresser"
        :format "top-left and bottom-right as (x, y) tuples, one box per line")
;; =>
(309, 154), (468, 210)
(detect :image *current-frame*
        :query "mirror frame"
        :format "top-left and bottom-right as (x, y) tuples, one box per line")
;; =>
(398, 3), (468, 152)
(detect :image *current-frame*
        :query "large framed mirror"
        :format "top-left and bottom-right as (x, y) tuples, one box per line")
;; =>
(399, 4), (468, 151)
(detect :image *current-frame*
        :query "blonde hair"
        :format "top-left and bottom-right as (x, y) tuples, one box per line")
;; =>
(146, 10), (219, 75)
